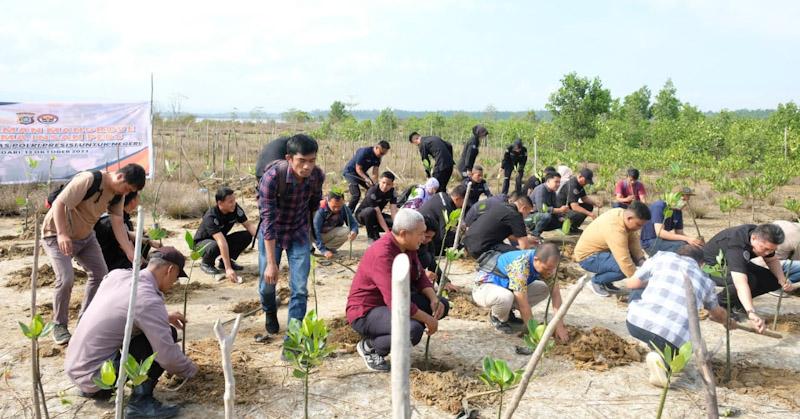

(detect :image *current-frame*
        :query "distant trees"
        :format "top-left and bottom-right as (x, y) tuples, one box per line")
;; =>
(282, 108), (313, 124)
(328, 101), (352, 123)
(652, 79), (681, 121)
(546, 72), (612, 141)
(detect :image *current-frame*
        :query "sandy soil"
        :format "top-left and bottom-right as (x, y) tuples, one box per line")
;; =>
(2, 191), (800, 418)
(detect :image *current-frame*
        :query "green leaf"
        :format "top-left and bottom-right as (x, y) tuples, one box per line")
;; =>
(184, 231), (195, 250)
(100, 360), (117, 386)
(560, 218), (572, 236)
(16, 197), (26, 206)
(139, 352), (157, 376)
(40, 321), (54, 338)
(18, 321), (32, 339)
(292, 369), (307, 378)
(148, 227), (167, 241)
(93, 376), (113, 390)
(31, 314), (44, 337)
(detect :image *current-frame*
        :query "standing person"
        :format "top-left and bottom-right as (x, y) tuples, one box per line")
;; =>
(400, 178), (439, 210)
(573, 201), (650, 297)
(556, 168), (599, 232)
(703, 223), (795, 330)
(94, 191), (161, 271)
(43, 164), (146, 345)
(343, 140), (391, 211)
(418, 185), (467, 256)
(530, 172), (569, 238)
(501, 138), (527, 195)
(625, 246), (733, 387)
(356, 171), (399, 243)
(65, 247), (197, 417)
(255, 136), (290, 182)
(639, 187), (703, 255)
(257, 134), (324, 344)
(313, 191), (359, 259)
(409, 131), (454, 191)
(195, 187), (257, 283)
(457, 124), (488, 178)
(614, 168), (647, 208)
(462, 165), (492, 210)
(462, 195), (536, 259)
(346, 209), (449, 372)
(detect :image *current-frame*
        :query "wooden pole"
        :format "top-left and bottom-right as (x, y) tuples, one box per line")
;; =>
(30, 214), (42, 419)
(213, 314), (243, 419)
(502, 274), (589, 419)
(734, 323), (782, 339)
(390, 254), (411, 419)
(683, 275), (719, 419)
(115, 208), (146, 419)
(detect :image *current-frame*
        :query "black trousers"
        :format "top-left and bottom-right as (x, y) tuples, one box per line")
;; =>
(198, 230), (253, 266)
(351, 293), (450, 357)
(105, 243), (151, 272)
(345, 174), (369, 212)
(357, 207), (393, 240)
(502, 166), (524, 195)
(432, 165), (453, 193)
(113, 326), (179, 382)
(627, 320), (677, 354)
(565, 202), (594, 228)
(717, 262), (781, 310)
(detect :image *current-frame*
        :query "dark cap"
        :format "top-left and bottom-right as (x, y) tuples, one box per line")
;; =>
(579, 168), (594, 184)
(150, 246), (188, 278)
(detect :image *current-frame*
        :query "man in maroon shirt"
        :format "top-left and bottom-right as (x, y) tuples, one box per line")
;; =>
(346, 209), (449, 372)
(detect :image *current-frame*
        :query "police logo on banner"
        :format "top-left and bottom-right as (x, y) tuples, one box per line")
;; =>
(37, 114), (59, 124)
(16, 113), (35, 125)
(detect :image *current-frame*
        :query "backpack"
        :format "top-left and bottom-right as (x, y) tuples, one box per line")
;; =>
(45, 170), (122, 209)
(396, 184), (420, 207)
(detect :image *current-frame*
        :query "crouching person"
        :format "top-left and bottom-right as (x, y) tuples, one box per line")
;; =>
(65, 247), (197, 418)
(472, 243), (569, 342)
(346, 209), (449, 372)
(195, 186), (256, 282)
(313, 190), (359, 259)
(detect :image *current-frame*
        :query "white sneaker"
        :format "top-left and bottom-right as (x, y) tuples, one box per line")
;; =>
(646, 352), (669, 388)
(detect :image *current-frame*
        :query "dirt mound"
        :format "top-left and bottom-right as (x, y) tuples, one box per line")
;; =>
(447, 292), (488, 322)
(161, 338), (268, 406)
(0, 242), (32, 259)
(410, 370), (495, 414)
(163, 282), (213, 304)
(561, 243), (575, 259)
(556, 262), (585, 284)
(552, 326), (645, 371)
(6, 264), (86, 290)
(25, 298), (81, 321)
(230, 299), (260, 314)
(277, 286), (291, 305)
(181, 220), (202, 230)
(713, 361), (800, 410)
(326, 317), (361, 353)
(773, 313), (800, 334)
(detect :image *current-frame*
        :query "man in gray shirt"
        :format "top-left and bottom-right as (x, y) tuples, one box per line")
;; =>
(530, 171), (569, 237)
(65, 247), (197, 418)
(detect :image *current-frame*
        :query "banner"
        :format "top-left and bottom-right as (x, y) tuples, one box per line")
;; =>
(0, 102), (152, 184)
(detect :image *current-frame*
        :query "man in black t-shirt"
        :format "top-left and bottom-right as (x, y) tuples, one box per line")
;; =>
(462, 196), (536, 259)
(703, 223), (794, 332)
(196, 187), (257, 282)
(409, 132), (454, 191)
(463, 193), (510, 228)
(356, 171), (399, 242)
(94, 191), (161, 271)
(462, 165), (492, 211)
(418, 185), (467, 254)
(343, 141), (391, 211)
(556, 168), (599, 232)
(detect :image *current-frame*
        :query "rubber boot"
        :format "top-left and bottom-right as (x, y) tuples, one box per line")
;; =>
(125, 379), (180, 419)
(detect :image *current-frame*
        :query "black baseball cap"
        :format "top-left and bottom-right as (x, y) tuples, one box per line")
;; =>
(150, 246), (189, 278)
(579, 168), (594, 184)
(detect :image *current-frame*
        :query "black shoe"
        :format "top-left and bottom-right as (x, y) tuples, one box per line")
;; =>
(591, 282), (611, 297)
(605, 283), (623, 293)
(126, 380), (180, 418)
(217, 259), (244, 271)
(356, 339), (390, 372)
(507, 311), (524, 325)
(489, 314), (514, 334)
(265, 311), (279, 335)
(569, 227), (583, 234)
(79, 389), (113, 400)
(200, 262), (221, 276)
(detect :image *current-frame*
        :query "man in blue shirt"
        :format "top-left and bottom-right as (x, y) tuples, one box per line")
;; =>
(344, 141), (391, 211)
(640, 188), (703, 255)
(471, 243), (569, 341)
(313, 191), (359, 259)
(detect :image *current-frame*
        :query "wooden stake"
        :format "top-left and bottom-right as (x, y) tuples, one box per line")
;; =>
(734, 323), (782, 339)
(213, 314), (243, 419)
(683, 275), (718, 418)
(30, 214), (42, 419)
(502, 274), (589, 419)
(391, 254), (411, 419)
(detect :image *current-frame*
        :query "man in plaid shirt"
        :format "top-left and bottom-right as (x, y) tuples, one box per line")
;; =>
(625, 245), (733, 387)
(257, 134), (324, 349)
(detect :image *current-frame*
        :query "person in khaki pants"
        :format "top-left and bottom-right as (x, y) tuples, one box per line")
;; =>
(312, 191), (359, 259)
(42, 164), (146, 345)
(472, 243), (570, 342)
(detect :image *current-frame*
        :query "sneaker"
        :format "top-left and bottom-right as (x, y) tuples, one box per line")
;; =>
(264, 311), (279, 335)
(217, 259), (244, 271)
(506, 311), (524, 325)
(356, 339), (390, 372)
(52, 323), (71, 345)
(489, 314), (514, 334)
(646, 352), (669, 388)
(569, 227), (583, 235)
(605, 283), (624, 294)
(591, 282), (611, 297)
(200, 262), (221, 276)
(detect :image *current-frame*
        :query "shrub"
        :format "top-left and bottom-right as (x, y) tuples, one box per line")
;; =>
(152, 182), (210, 219)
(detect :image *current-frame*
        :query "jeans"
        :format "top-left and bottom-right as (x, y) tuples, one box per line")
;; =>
(531, 212), (562, 236)
(257, 231), (310, 326)
(643, 239), (687, 256)
(783, 260), (800, 283)
(579, 251), (626, 285)
(626, 320), (677, 354)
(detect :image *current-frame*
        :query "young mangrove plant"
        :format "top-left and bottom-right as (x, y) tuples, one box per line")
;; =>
(283, 310), (334, 419)
(651, 342), (692, 419)
(148, 159), (178, 243)
(478, 356), (522, 419)
(523, 318), (554, 354)
(181, 231), (210, 353)
(717, 196), (742, 228)
(19, 313), (53, 419)
(703, 250), (731, 381)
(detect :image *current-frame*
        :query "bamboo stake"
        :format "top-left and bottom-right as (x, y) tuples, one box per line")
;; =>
(502, 274), (589, 419)
(115, 208), (145, 419)
(30, 214), (42, 419)
(683, 275), (718, 419)
(213, 314), (243, 419)
(391, 254), (411, 419)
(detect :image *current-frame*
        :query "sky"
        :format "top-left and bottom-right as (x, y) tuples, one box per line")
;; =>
(1, 0), (799, 114)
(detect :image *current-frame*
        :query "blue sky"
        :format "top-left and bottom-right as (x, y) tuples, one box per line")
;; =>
(1, 0), (798, 113)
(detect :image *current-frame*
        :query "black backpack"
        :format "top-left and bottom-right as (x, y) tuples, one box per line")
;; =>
(45, 170), (122, 209)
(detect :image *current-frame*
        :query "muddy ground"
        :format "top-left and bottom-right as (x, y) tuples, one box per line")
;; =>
(2, 191), (800, 418)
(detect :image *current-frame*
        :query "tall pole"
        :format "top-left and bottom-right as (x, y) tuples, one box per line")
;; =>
(391, 254), (411, 419)
(683, 275), (718, 418)
(115, 208), (145, 419)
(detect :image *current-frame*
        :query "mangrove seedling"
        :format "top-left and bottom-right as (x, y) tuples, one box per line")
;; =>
(92, 352), (158, 392)
(651, 342), (692, 419)
(283, 310), (334, 419)
(523, 319), (554, 354)
(785, 198), (800, 222)
(148, 159), (178, 242)
(19, 313), (53, 419)
(182, 231), (210, 353)
(703, 250), (731, 382)
(478, 356), (522, 419)
(717, 196), (742, 228)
